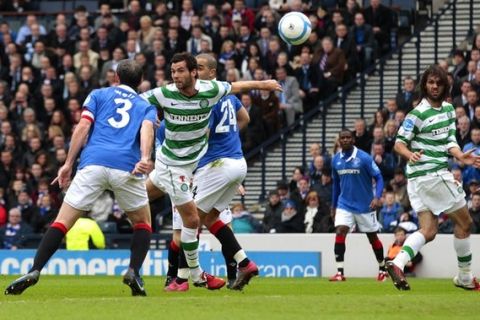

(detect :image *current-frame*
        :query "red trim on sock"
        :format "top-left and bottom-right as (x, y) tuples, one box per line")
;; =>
(335, 234), (346, 244)
(170, 240), (180, 252)
(209, 220), (226, 235)
(133, 223), (152, 233)
(372, 238), (383, 250)
(51, 222), (68, 234)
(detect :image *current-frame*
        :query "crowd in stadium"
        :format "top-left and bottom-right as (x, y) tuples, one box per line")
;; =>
(0, 0), (479, 250)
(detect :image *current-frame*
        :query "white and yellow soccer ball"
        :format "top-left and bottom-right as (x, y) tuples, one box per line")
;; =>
(277, 12), (312, 46)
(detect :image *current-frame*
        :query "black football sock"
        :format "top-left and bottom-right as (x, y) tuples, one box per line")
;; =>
(129, 223), (152, 276)
(29, 222), (68, 272)
(167, 240), (180, 278)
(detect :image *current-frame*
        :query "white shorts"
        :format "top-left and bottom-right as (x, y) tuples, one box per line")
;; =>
(334, 208), (380, 233)
(64, 165), (148, 212)
(149, 160), (197, 206)
(408, 170), (466, 216)
(194, 158), (247, 213)
(172, 206), (233, 230)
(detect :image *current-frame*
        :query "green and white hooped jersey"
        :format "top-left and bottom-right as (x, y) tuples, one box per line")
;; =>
(142, 80), (231, 165)
(396, 98), (458, 178)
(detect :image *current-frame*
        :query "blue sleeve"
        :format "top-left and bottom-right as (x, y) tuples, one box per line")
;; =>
(365, 154), (384, 198)
(83, 90), (99, 116)
(144, 105), (157, 124)
(331, 157), (340, 208)
(155, 121), (165, 148)
(231, 95), (242, 112)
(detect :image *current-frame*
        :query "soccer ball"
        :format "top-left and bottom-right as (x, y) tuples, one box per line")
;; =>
(278, 12), (312, 46)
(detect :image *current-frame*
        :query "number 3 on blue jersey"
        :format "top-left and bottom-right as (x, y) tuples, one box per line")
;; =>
(108, 98), (133, 128)
(215, 99), (237, 133)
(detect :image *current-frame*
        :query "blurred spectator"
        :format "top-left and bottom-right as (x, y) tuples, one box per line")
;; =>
(312, 36), (346, 98)
(295, 51), (319, 111)
(389, 168), (410, 211)
(0, 188), (6, 226)
(73, 40), (99, 70)
(288, 166), (304, 193)
(456, 115), (471, 150)
(372, 142), (396, 182)
(275, 66), (302, 126)
(94, 3), (119, 29)
(239, 93), (265, 154)
(469, 192), (480, 233)
(0, 207), (33, 249)
(303, 191), (332, 233)
(453, 80), (471, 109)
(32, 193), (58, 233)
(363, 0), (393, 55)
(383, 119), (397, 154)
(262, 190), (282, 233)
(255, 89), (280, 138)
(309, 155), (325, 187)
(0, 150), (15, 189)
(386, 227), (422, 275)
(464, 89), (478, 121)
(351, 12), (375, 69)
(14, 189), (37, 227)
(272, 199), (304, 233)
(125, 0), (144, 31)
(231, 203), (261, 233)
(379, 191), (403, 232)
(15, 14), (47, 45)
(452, 50), (467, 81)
(311, 168), (333, 208)
(395, 76), (416, 112)
(334, 23), (359, 80)
(353, 118), (372, 152)
(66, 214), (106, 250)
(462, 128), (480, 186)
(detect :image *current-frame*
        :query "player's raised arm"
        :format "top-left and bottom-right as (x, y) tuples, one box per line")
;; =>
(230, 80), (282, 94)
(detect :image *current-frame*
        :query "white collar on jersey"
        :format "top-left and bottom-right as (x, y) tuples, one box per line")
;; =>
(117, 84), (137, 94)
(340, 146), (358, 162)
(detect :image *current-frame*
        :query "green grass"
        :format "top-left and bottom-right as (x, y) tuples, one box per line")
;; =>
(0, 276), (477, 320)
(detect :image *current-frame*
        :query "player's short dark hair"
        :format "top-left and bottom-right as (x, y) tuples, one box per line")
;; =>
(171, 52), (198, 72)
(116, 59), (143, 89)
(339, 128), (353, 136)
(196, 53), (217, 71)
(420, 64), (450, 101)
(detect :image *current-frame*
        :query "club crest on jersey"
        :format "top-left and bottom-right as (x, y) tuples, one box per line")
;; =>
(180, 183), (189, 192)
(199, 99), (209, 108)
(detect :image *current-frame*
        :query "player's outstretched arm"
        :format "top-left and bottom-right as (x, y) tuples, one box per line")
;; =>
(133, 120), (154, 175)
(52, 118), (92, 188)
(230, 80), (282, 94)
(450, 147), (480, 168)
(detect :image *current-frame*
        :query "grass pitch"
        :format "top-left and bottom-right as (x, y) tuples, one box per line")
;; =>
(0, 276), (477, 320)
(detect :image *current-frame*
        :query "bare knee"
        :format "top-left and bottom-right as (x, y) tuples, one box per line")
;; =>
(177, 201), (199, 228)
(202, 212), (220, 229)
(127, 205), (151, 225)
(420, 227), (437, 242)
(335, 226), (349, 237)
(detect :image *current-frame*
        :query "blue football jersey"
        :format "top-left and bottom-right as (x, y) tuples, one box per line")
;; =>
(79, 85), (157, 172)
(332, 146), (383, 214)
(155, 120), (166, 148)
(197, 95), (244, 169)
